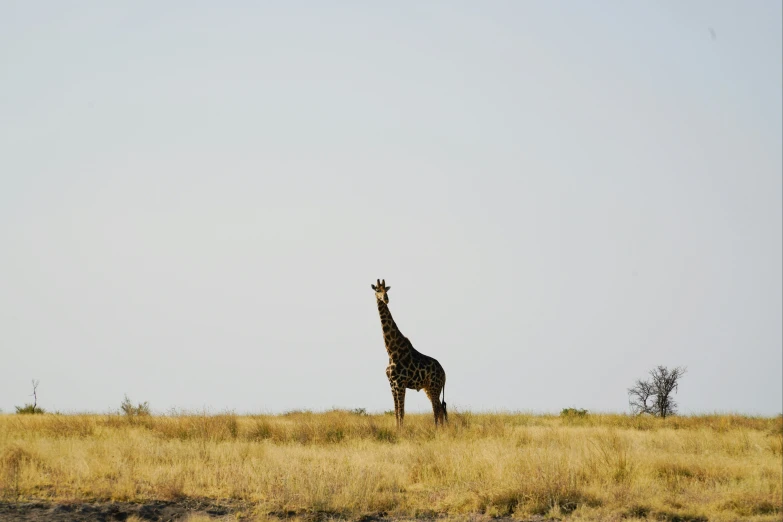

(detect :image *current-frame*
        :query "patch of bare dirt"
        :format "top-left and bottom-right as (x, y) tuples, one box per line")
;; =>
(0, 501), (548, 522)
(0, 499), (238, 521)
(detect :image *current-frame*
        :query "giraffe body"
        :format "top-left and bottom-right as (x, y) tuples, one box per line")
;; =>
(372, 279), (447, 428)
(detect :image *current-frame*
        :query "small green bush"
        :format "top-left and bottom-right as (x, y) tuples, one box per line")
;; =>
(561, 408), (588, 418)
(120, 395), (151, 417)
(15, 404), (45, 414)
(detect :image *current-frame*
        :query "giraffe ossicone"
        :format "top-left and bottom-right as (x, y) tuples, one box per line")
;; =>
(372, 279), (447, 428)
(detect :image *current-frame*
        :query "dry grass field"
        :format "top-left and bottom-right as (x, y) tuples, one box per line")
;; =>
(0, 410), (780, 521)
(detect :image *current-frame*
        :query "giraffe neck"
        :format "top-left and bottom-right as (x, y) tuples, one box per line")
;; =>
(376, 299), (408, 360)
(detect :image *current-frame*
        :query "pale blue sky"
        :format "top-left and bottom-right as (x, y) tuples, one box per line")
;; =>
(1, 2), (781, 415)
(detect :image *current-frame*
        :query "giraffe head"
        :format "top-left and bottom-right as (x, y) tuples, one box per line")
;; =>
(371, 279), (391, 304)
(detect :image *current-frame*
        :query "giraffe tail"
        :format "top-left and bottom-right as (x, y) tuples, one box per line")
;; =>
(441, 383), (448, 424)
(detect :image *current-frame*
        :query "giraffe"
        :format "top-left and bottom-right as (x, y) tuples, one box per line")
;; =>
(371, 279), (447, 428)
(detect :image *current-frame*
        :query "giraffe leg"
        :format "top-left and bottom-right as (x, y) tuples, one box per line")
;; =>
(390, 383), (400, 428)
(426, 388), (444, 427)
(395, 386), (406, 428)
(390, 382), (406, 429)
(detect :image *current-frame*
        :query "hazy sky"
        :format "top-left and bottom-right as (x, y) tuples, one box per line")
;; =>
(1, 2), (781, 416)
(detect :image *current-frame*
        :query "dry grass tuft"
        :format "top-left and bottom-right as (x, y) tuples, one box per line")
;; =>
(0, 445), (37, 500)
(0, 411), (780, 520)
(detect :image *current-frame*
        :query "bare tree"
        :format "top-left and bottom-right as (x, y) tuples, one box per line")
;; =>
(16, 379), (44, 414)
(628, 366), (686, 418)
(628, 378), (655, 416)
(31, 379), (40, 410)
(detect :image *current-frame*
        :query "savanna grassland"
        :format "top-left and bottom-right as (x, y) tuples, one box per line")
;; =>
(0, 410), (781, 522)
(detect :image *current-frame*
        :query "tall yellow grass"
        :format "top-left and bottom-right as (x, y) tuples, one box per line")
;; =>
(1, 411), (780, 521)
